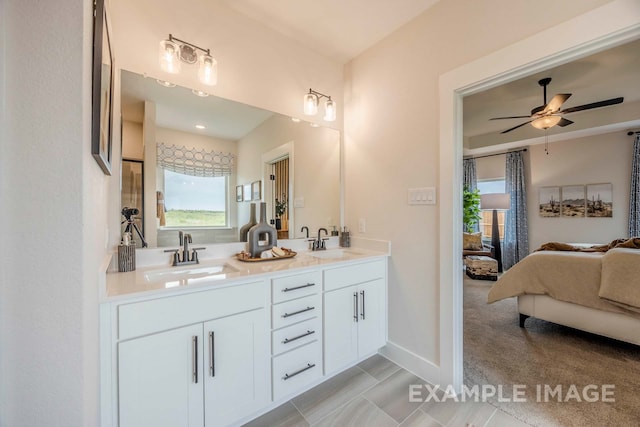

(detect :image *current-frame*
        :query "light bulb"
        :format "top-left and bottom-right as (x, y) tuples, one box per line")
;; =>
(159, 39), (180, 74)
(323, 98), (336, 122)
(304, 93), (318, 116)
(531, 115), (561, 130)
(198, 54), (218, 86)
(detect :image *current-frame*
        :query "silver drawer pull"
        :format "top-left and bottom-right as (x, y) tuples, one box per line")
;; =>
(283, 363), (316, 381)
(282, 283), (315, 292)
(282, 330), (315, 344)
(192, 336), (198, 384)
(282, 306), (315, 318)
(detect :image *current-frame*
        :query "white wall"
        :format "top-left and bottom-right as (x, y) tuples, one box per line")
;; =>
(1, 0), (103, 425)
(344, 0), (614, 374)
(528, 132), (633, 249)
(237, 114), (341, 238)
(122, 120), (143, 160)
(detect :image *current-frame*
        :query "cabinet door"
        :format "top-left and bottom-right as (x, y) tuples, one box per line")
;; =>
(203, 309), (269, 427)
(323, 285), (359, 374)
(357, 279), (386, 357)
(119, 324), (204, 427)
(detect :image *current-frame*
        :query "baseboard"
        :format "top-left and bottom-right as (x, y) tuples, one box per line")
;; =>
(379, 341), (441, 386)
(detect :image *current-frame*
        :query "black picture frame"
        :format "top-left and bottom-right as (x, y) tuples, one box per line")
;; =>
(91, 0), (113, 175)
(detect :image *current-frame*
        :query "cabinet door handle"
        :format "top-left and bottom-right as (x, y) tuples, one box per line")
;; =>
(209, 331), (215, 377)
(360, 290), (366, 320)
(282, 283), (315, 292)
(354, 292), (358, 322)
(192, 336), (198, 384)
(282, 306), (315, 318)
(282, 330), (315, 344)
(283, 363), (316, 381)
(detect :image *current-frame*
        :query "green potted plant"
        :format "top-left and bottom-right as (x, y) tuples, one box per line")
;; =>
(463, 187), (482, 233)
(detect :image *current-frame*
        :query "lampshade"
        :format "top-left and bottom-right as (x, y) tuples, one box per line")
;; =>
(480, 193), (510, 210)
(531, 115), (561, 130)
(304, 93), (319, 115)
(159, 39), (180, 74)
(323, 98), (336, 122)
(198, 54), (217, 86)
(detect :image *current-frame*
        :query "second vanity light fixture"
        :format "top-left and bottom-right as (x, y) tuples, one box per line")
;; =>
(303, 88), (336, 122)
(159, 34), (217, 86)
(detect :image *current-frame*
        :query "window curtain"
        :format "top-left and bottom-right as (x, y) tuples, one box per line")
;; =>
(157, 142), (235, 177)
(629, 135), (640, 237)
(463, 158), (479, 232)
(503, 151), (528, 269)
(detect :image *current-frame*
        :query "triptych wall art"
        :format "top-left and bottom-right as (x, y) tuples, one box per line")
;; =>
(539, 183), (612, 218)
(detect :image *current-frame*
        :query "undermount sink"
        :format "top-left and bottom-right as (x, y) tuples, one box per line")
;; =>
(144, 263), (239, 282)
(307, 249), (363, 260)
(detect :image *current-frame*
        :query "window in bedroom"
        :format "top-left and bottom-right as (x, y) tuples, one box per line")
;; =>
(477, 179), (506, 240)
(163, 169), (228, 227)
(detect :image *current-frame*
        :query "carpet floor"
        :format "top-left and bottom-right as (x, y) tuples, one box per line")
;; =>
(463, 277), (640, 427)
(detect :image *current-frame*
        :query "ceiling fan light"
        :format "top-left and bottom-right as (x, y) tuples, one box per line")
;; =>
(323, 98), (336, 122)
(531, 115), (561, 130)
(198, 54), (218, 86)
(304, 93), (319, 116)
(159, 39), (181, 74)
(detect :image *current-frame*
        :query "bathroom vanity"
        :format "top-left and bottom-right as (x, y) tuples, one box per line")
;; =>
(99, 243), (388, 427)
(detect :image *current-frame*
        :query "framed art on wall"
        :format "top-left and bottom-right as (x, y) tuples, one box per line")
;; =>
(561, 185), (586, 218)
(251, 180), (261, 201)
(586, 183), (613, 217)
(91, 0), (114, 175)
(539, 186), (560, 217)
(236, 185), (243, 202)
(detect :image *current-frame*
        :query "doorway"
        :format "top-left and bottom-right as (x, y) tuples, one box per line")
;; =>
(438, 8), (640, 390)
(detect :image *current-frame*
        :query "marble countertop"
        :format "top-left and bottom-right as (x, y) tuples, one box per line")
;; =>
(103, 244), (388, 303)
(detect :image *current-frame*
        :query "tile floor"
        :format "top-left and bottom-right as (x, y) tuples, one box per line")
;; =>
(243, 354), (530, 427)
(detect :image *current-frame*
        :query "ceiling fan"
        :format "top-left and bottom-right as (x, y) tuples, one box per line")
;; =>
(490, 77), (624, 134)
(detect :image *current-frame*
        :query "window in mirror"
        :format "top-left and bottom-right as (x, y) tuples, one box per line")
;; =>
(162, 169), (227, 227)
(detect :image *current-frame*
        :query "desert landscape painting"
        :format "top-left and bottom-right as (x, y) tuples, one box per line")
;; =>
(561, 185), (586, 217)
(586, 183), (613, 217)
(539, 186), (561, 217)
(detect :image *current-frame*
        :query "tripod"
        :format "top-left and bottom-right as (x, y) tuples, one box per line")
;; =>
(121, 217), (148, 248)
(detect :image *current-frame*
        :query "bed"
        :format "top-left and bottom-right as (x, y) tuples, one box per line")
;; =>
(487, 245), (640, 345)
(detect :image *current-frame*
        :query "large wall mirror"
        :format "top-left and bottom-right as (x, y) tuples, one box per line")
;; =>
(120, 69), (341, 248)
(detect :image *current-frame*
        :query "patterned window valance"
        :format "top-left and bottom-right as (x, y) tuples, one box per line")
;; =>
(157, 142), (235, 177)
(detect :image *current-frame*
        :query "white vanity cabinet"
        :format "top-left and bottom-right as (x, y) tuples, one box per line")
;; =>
(114, 280), (269, 427)
(270, 270), (323, 401)
(323, 260), (386, 374)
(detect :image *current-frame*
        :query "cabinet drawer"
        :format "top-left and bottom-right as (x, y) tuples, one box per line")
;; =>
(272, 317), (321, 356)
(119, 281), (266, 340)
(272, 341), (322, 401)
(324, 260), (385, 292)
(272, 271), (321, 304)
(272, 294), (321, 330)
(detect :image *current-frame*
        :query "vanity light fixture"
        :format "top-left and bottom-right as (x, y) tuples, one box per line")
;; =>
(159, 34), (218, 86)
(156, 79), (176, 88)
(195, 124), (205, 130)
(303, 88), (336, 122)
(192, 89), (209, 97)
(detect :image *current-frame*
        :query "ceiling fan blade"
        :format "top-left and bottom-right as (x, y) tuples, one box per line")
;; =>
(543, 93), (571, 113)
(489, 115), (531, 120)
(557, 118), (573, 127)
(500, 121), (532, 134)
(560, 97), (624, 114)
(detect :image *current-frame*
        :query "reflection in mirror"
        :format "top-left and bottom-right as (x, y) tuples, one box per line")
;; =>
(120, 69), (341, 248)
(120, 159), (144, 245)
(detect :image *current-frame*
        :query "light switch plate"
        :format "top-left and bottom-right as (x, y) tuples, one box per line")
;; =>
(408, 187), (436, 205)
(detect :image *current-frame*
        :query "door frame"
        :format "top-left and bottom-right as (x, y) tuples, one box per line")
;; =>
(438, 1), (640, 391)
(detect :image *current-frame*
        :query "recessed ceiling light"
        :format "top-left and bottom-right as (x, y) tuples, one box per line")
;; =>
(195, 125), (205, 129)
(291, 117), (301, 123)
(156, 79), (176, 88)
(192, 89), (209, 97)
(310, 123), (320, 128)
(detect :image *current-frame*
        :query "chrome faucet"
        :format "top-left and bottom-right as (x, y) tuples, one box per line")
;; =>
(313, 228), (328, 251)
(164, 231), (205, 266)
